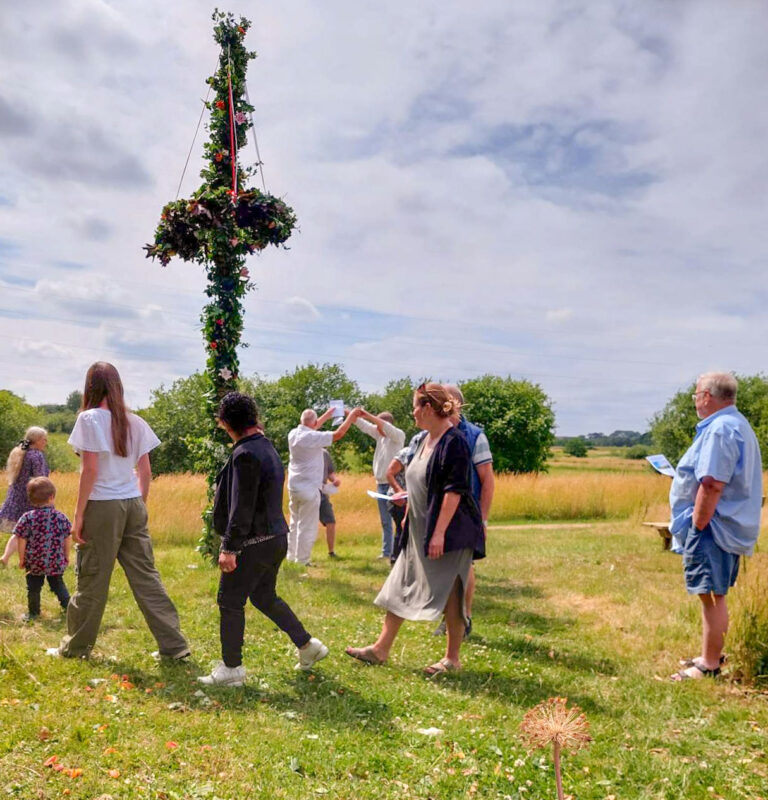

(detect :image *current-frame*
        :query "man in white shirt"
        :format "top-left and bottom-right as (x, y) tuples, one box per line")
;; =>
(355, 409), (405, 559)
(287, 406), (360, 565)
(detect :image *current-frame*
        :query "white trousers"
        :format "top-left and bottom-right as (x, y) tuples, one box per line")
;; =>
(288, 486), (321, 564)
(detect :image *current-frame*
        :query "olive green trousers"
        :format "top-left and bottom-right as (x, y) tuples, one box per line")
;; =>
(59, 498), (188, 659)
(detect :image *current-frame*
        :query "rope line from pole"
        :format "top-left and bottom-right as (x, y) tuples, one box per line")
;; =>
(244, 81), (267, 193)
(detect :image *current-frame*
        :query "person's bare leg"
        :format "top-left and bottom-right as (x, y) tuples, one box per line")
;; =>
(1, 534), (19, 566)
(465, 565), (476, 618)
(325, 523), (336, 554)
(700, 593), (728, 669)
(443, 578), (464, 667)
(370, 611), (404, 660)
(675, 593), (728, 679)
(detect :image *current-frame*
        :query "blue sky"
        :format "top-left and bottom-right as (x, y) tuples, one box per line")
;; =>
(0, 0), (766, 434)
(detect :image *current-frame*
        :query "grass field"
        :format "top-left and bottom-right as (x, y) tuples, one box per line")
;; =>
(1, 465), (767, 799)
(1, 466), (673, 547)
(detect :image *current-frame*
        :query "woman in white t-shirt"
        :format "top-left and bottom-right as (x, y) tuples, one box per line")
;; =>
(53, 362), (189, 660)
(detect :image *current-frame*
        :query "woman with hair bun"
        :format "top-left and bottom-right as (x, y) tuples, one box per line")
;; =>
(346, 382), (485, 675)
(51, 362), (189, 660)
(0, 427), (49, 568)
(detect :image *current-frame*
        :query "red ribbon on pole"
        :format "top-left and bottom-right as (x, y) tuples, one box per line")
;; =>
(227, 64), (237, 201)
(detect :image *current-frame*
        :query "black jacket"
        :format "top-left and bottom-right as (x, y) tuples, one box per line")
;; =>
(395, 426), (485, 561)
(213, 433), (289, 553)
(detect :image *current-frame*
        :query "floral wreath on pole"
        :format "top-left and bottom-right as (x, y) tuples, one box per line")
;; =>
(144, 9), (297, 560)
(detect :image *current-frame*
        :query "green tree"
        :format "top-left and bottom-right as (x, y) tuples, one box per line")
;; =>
(66, 391), (82, 412)
(0, 391), (38, 464)
(460, 375), (555, 473)
(650, 374), (768, 467)
(563, 437), (588, 457)
(242, 363), (366, 470)
(138, 373), (210, 474)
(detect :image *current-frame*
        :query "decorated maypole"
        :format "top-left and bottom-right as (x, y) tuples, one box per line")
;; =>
(145, 10), (296, 560)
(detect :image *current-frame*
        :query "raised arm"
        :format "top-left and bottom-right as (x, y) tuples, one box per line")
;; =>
(316, 407), (336, 428)
(356, 409), (386, 437)
(332, 407), (361, 442)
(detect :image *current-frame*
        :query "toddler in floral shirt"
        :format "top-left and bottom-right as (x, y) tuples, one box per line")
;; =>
(14, 477), (71, 621)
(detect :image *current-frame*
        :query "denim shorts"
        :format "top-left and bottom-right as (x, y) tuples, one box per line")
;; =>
(682, 523), (740, 596)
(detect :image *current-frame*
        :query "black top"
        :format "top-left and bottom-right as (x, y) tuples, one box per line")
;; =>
(213, 433), (289, 553)
(395, 426), (485, 561)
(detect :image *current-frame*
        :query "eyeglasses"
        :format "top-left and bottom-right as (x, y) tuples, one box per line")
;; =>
(691, 390), (710, 401)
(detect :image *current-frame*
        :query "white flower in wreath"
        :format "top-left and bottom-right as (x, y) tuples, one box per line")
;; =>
(218, 367), (233, 381)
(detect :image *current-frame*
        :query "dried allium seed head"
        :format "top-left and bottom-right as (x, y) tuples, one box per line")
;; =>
(519, 697), (592, 752)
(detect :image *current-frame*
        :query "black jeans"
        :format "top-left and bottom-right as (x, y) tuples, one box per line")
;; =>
(217, 535), (311, 668)
(27, 573), (70, 616)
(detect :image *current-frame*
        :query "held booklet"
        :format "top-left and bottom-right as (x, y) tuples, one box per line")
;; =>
(645, 454), (676, 477)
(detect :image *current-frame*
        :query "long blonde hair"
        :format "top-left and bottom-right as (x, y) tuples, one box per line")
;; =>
(6, 426), (47, 486)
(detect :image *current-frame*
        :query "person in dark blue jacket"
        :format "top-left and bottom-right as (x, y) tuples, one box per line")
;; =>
(346, 383), (484, 675)
(198, 393), (328, 687)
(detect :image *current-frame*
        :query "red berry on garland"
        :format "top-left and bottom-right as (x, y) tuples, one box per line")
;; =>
(209, 342), (218, 350)
(216, 100), (226, 110)
(238, 26), (246, 35)
(214, 152), (224, 162)
(216, 318), (224, 326)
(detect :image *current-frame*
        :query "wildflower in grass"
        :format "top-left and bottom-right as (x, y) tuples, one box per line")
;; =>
(519, 697), (591, 800)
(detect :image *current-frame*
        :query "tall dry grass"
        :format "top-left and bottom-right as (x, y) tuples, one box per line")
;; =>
(728, 552), (768, 682)
(1, 469), (670, 545)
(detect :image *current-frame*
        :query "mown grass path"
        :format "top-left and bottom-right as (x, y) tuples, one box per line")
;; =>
(1, 523), (767, 799)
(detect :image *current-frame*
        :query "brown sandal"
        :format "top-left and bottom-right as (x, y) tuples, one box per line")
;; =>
(345, 646), (386, 665)
(424, 657), (460, 676)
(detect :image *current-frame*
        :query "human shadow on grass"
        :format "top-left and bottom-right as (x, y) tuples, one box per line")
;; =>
(419, 667), (609, 717)
(93, 655), (395, 731)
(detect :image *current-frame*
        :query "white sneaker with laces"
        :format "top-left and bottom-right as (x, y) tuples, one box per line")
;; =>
(296, 637), (329, 671)
(197, 663), (246, 687)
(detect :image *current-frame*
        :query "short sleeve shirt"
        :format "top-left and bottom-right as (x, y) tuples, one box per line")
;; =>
(472, 432), (493, 466)
(669, 406), (763, 555)
(68, 409), (161, 500)
(14, 507), (71, 575)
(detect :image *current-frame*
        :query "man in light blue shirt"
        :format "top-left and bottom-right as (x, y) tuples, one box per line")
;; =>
(669, 372), (763, 681)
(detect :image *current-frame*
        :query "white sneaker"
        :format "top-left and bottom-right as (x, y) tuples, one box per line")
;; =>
(197, 663), (246, 687)
(296, 638), (329, 671)
(45, 647), (61, 657)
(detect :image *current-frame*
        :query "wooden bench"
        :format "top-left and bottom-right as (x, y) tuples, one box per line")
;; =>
(642, 522), (673, 550)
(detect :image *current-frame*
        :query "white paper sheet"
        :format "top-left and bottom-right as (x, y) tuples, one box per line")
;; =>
(329, 399), (345, 426)
(645, 454), (676, 477)
(367, 489), (407, 501)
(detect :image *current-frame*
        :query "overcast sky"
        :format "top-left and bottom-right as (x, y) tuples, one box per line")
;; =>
(0, 0), (766, 435)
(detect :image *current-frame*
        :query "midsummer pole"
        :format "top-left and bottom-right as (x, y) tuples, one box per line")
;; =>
(145, 10), (297, 560)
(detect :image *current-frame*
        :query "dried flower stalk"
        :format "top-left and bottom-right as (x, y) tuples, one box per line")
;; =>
(520, 697), (592, 800)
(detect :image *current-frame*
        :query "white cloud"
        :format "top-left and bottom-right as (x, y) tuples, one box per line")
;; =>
(284, 296), (322, 321)
(0, 0), (766, 435)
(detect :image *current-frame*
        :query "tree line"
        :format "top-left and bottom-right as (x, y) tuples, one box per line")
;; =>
(3, 370), (767, 474)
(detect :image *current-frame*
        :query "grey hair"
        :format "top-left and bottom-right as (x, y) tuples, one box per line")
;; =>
(300, 408), (318, 426)
(378, 412), (394, 424)
(698, 372), (737, 402)
(444, 384), (464, 405)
